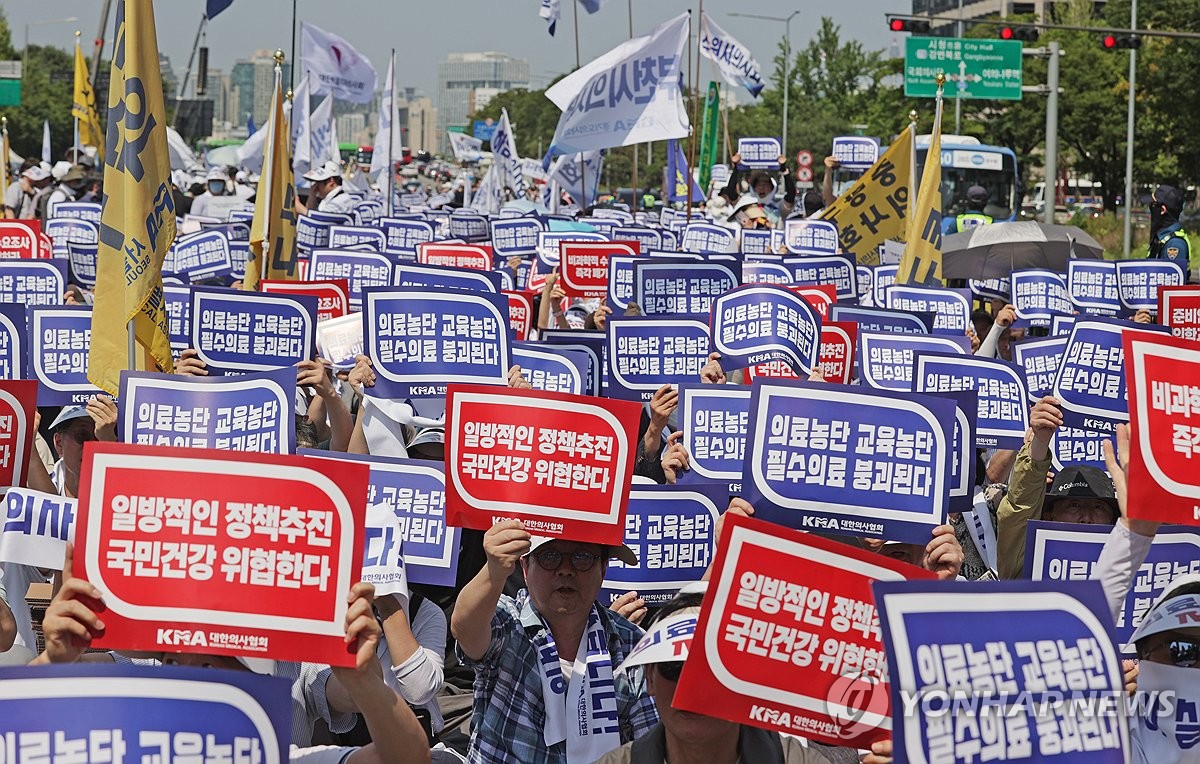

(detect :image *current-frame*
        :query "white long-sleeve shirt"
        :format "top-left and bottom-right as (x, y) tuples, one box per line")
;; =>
(378, 595), (447, 733)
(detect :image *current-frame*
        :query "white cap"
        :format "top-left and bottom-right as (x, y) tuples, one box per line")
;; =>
(615, 609), (700, 674)
(1132, 575), (1200, 643)
(303, 160), (342, 183)
(206, 167), (228, 181)
(21, 166), (50, 182)
(49, 405), (91, 431)
(51, 161), (73, 181)
(527, 535), (638, 566)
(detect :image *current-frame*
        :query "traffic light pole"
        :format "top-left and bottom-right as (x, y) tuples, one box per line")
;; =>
(1043, 41), (1059, 226)
(1122, 0), (1137, 257)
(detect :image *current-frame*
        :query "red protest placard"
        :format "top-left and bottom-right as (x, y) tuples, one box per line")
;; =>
(746, 322), (857, 385)
(504, 291), (535, 341)
(261, 279), (350, 323)
(1126, 331), (1200, 525)
(416, 242), (492, 271)
(1159, 285), (1200, 343)
(560, 241), (640, 298)
(38, 231), (53, 259)
(444, 384), (641, 544)
(786, 284), (837, 320)
(0, 381), (38, 488)
(74, 443), (369, 666)
(0, 220), (43, 259)
(673, 513), (934, 747)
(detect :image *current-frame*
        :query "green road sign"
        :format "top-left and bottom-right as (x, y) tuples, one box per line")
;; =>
(0, 80), (19, 107)
(905, 37), (1023, 100)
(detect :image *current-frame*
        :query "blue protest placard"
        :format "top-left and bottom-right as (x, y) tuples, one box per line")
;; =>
(1067, 259), (1120, 316)
(633, 259), (740, 316)
(710, 284), (821, 374)
(740, 229), (775, 256)
(28, 306), (103, 405)
(512, 342), (589, 395)
(856, 265), (873, 302)
(925, 389), (978, 514)
(0, 664), (291, 761)
(380, 217), (435, 257)
(1051, 314), (1076, 337)
(119, 369), (296, 453)
(45, 218), (98, 258)
(394, 262), (502, 294)
(832, 136), (881, 170)
(1050, 426), (1116, 473)
(736, 137), (782, 169)
(661, 229), (679, 251)
(914, 351), (1030, 449)
(1012, 268), (1072, 327)
(189, 287), (318, 375)
(857, 331), (970, 392)
(490, 218), (543, 258)
(0, 303), (26, 380)
(871, 265), (899, 307)
(449, 211), (490, 242)
(741, 259), (792, 285)
(163, 285), (192, 359)
(681, 223), (738, 255)
(1051, 319), (1169, 433)
(600, 483), (723, 607)
(169, 230), (233, 283)
(0, 259), (65, 306)
(873, 578), (1128, 764)
(1025, 521), (1200, 654)
(613, 226), (662, 251)
(365, 287), (510, 402)
(606, 254), (641, 313)
(1013, 336), (1068, 403)
(743, 381), (954, 542)
(885, 285), (971, 335)
(969, 276), (1010, 301)
(607, 317), (710, 402)
(1115, 259), (1185, 312)
(539, 330), (606, 397)
(783, 219), (839, 256)
(537, 231), (607, 271)
(229, 240), (251, 281)
(787, 255), (858, 302)
(328, 224), (386, 251)
(677, 383), (751, 495)
(66, 242), (97, 288)
(295, 210), (351, 251)
(48, 201), (102, 222)
(830, 304), (932, 335)
(309, 249), (395, 312)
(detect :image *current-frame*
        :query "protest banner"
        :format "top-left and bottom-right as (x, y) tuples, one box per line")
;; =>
(0, 304), (24, 380)
(504, 291), (535, 341)
(742, 259), (792, 285)
(536, 231), (607, 271)
(735, 137), (782, 169)
(745, 321), (857, 385)
(444, 384), (640, 544)
(0, 488), (75, 568)
(710, 284), (822, 375)
(415, 242), (493, 272)
(119, 369), (296, 454)
(1116, 259), (1185, 312)
(540, 330), (606, 397)
(926, 389), (978, 513)
(1053, 318), (1168, 433)
(832, 136), (881, 170)
(678, 383), (750, 495)
(829, 304), (931, 335)
(817, 128), (911, 267)
(365, 288), (509, 402)
(315, 313), (363, 369)
(742, 381), (954, 542)
(1159, 284), (1200, 343)
(873, 578), (1128, 764)
(607, 317), (710, 401)
(49, 201), (102, 222)
(75, 442), (369, 666)
(45, 218), (98, 258)
(0, 380), (39, 488)
(1013, 336), (1069, 404)
(512, 343), (589, 396)
(787, 255), (858, 302)
(914, 352), (1030, 449)
(490, 218), (543, 258)
(295, 211), (350, 253)
(1025, 520), (1200, 652)
(0, 219), (42, 259)
(65, 241), (97, 288)
(394, 262), (502, 293)
(1011, 269), (1072, 327)
(1051, 314), (1076, 337)
(561, 241), (639, 298)
(1067, 259), (1120, 316)
(870, 264), (900, 307)
(29, 306), (105, 405)
(169, 230), (233, 283)
(163, 285), (191, 359)
(600, 483), (724, 607)
(856, 265), (874, 302)
(970, 276), (1010, 302)
(884, 285), (971, 335)
(613, 226), (663, 252)
(857, 331), (970, 392)
(189, 288), (318, 375)
(681, 222), (738, 255)
(0, 664), (291, 763)
(0, 258), (66, 306)
(1049, 428), (1115, 478)
(673, 513), (934, 747)
(783, 219), (839, 257)
(309, 249), (395, 312)
(379, 217), (435, 257)
(788, 284), (836, 320)
(261, 279), (349, 323)
(359, 503), (407, 597)
(739, 229), (775, 256)
(328, 224), (386, 251)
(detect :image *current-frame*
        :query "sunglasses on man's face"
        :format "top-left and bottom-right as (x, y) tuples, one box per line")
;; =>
(656, 661), (684, 682)
(1140, 636), (1200, 668)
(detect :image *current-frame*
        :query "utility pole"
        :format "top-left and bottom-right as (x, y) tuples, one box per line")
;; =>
(1043, 41), (1059, 226)
(1122, 0), (1137, 257)
(90, 0), (114, 85)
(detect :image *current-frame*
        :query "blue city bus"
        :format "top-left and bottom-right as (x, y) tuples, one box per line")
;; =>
(917, 134), (1020, 222)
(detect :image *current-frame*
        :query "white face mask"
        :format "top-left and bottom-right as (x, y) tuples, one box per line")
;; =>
(1136, 659), (1200, 754)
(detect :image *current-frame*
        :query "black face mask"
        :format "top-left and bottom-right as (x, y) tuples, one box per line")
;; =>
(1150, 204), (1164, 238)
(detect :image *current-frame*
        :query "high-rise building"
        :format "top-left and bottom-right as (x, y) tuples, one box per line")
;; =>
(407, 97), (439, 154)
(437, 52), (530, 154)
(231, 50), (292, 128)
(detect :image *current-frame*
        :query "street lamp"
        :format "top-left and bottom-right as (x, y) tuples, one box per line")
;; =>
(23, 17), (80, 72)
(729, 10), (801, 156)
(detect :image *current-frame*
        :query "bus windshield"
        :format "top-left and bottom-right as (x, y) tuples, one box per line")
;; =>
(918, 146), (1019, 221)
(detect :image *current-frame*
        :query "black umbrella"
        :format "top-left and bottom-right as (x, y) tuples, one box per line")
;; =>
(942, 221), (1105, 280)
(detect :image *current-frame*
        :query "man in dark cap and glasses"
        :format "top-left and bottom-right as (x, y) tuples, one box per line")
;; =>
(1149, 183), (1191, 276)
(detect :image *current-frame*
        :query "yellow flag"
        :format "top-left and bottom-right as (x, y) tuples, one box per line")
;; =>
(72, 40), (105, 161)
(243, 67), (298, 290)
(87, 0), (176, 395)
(818, 127), (913, 267)
(897, 88), (945, 286)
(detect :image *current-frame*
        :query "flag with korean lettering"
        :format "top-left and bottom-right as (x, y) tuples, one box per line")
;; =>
(672, 513), (935, 748)
(75, 442), (369, 666)
(913, 352), (1030, 449)
(244, 62), (298, 289)
(606, 316), (710, 402)
(710, 285), (822, 376)
(678, 384), (750, 495)
(600, 483), (724, 608)
(699, 12), (764, 98)
(897, 91), (941, 286)
(0, 380), (37, 488)
(0, 489), (76, 568)
(742, 380), (954, 543)
(873, 578), (1129, 764)
(444, 384), (640, 545)
(819, 125), (911, 267)
(88, 0), (177, 396)
(0, 664), (291, 764)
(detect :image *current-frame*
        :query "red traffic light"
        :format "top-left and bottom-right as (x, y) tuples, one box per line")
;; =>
(1000, 27), (1014, 40)
(891, 18), (905, 32)
(1103, 34), (1118, 48)
(1101, 33), (1141, 49)
(886, 16), (930, 34)
(1000, 25), (1038, 41)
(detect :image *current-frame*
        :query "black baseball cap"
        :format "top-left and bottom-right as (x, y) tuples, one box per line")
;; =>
(966, 185), (989, 204)
(1153, 185), (1185, 215)
(1043, 465), (1119, 521)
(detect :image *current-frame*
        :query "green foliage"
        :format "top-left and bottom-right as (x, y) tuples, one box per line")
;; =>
(5, 45), (75, 162)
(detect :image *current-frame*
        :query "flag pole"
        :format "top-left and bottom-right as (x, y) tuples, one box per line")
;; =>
(387, 48), (396, 217)
(573, 2), (587, 210)
(0, 117), (7, 203)
(73, 32), (82, 157)
(686, 7), (700, 222)
(628, 0), (638, 211)
(290, 0), (298, 90)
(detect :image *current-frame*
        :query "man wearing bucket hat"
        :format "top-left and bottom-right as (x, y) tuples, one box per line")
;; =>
(42, 164), (87, 222)
(451, 519), (655, 762)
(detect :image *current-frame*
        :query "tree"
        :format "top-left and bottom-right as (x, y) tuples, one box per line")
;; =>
(6, 45), (75, 162)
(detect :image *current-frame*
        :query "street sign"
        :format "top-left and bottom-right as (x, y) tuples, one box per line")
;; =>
(0, 80), (19, 107)
(797, 167), (814, 183)
(0, 62), (22, 79)
(904, 37), (1023, 101)
(796, 150), (813, 168)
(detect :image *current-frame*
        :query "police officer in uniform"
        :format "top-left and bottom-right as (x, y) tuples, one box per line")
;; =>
(1149, 184), (1190, 276)
(944, 184), (994, 234)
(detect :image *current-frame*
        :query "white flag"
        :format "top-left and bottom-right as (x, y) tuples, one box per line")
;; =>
(310, 95), (337, 167)
(539, 0), (560, 34)
(547, 13), (689, 155)
(700, 13), (765, 98)
(447, 131), (483, 162)
(491, 108), (526, 197)
(165, 127), (201, 172)
(371, 52), (402, 180)
(471, 162), (502, 214)
(550, 150), (604, 207)
(292, 74), (312, 175)
(236, 125), (266, 173)
(300, 22), (377, 104)
(329, 106), (341, 165)
(41, 121), (51, 164)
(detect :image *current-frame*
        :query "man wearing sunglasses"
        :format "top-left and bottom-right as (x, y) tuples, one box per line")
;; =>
(451, 518), (656, 763)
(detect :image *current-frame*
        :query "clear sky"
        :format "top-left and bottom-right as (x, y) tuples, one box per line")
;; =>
(5, 0), (908, 96)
